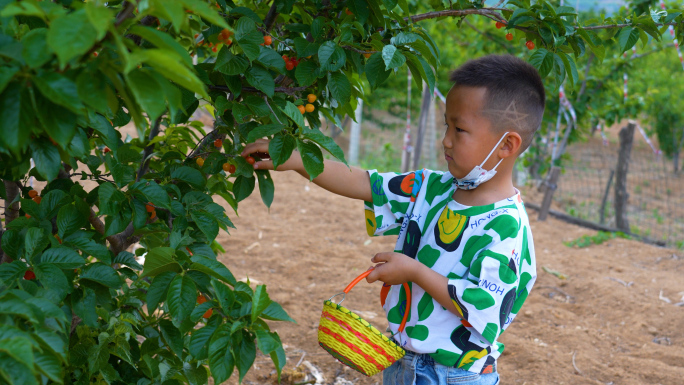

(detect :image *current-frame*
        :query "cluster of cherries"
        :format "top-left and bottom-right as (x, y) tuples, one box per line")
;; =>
(194, 138), (254, 172)
(282, 54), (301, 71)
(297, 94), (317, 114)
(495, 21), (535, 50)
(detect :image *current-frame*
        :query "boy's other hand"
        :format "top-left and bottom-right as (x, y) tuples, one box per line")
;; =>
(240, 139), (302, 171)
(366, 252), (420, 285)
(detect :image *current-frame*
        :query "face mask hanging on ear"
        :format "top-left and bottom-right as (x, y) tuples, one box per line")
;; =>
(453, 132), (509, 190)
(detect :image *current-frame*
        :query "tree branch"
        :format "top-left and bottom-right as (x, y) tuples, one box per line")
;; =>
(136, 116), (163, 182)
(463, 19), (514, 53)
(115, 1), (137, 27)
(263, 1), (279, 32)
(209, 84), (308, 96)
(406, 7), (683, 33)
(3, 181), (20, 226)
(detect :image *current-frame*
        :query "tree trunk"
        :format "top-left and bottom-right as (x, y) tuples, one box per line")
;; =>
(614, 122), (636, 232)
(412, 83), (431, 170)
(348, 98), (363, 166)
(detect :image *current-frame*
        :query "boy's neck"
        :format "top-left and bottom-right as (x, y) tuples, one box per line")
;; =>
(451, 173), (516, 207)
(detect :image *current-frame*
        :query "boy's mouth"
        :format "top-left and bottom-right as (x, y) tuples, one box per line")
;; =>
(445, 154), (453, 162)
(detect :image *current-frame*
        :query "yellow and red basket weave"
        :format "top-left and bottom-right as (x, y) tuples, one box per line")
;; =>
(317, 269), (411, 377)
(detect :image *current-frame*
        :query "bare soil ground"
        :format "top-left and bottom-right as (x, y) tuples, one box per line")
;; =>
(216, 170), (684, 385)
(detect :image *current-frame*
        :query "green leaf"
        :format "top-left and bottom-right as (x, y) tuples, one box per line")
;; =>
(33, 264), (69, 301)
(256, 330), (280, 355)
(215, 48), (249, 76)
(318, 41), (346, 72)
(24, 228), (47, 260)
(302, 129), (348, 165)
(297, 140), (324, 181)
(0, 261), (26, 287)
(80, 262), (121, 288)
(232, 175), (255, 202)
(365, 52), (391, 90)
(191, 210), (219, 241)
(269, 134), (296, 171)
(236, 334), (256, 383)
(127, 69), (167, 123)
(167, 274), (197, 325)
(146, 271), (177, 313)
(29, 141), (61, 182)
(142, 247), (182, 277)
(128, 25), (192, 67)
(245, 65), (275, 97)
(0, 66), (18, 94)
(0, 83), (31, 154)
(46, 9), (97, 67)
(189, 319), (219, 360)
(255, 170), (274, 208)
(247, 124), (284, 143)
(71, 287), (98, 327)
(171, 166), (205, 189)
(270, 343), (286, 382)
(34, 92), (77, 148)
(84, 2), (112, 41)
(158, 319), (183, 357)
(113, 251), (143, 270)
(281, 101), (306, 128)
(528, 48), (554, 78)
(0, 337), (34, 370)
(251, 285), (272, 322)
(390, 32), (420, 46)
(137, 180), (171, 210)
(211, 279), (235, 314)
(190, 256), (237, 286)
(617, 26), (640, 54)
(557, 52), (578, 87)
(260, 301), (296, 322)
(328, 71), (351, 106)
(295, 60), (318, 87)
(208, 324), (235, 383)
(57, 204), (85, 238)
(127, 49), (208, 99)
(98, 182), (126, 216)
(21, 28), (52, 69)
(382, 45), (406, 70)
(38, 246), (85, 269)
(34, 349), (63, 383)
(257, 47), (286, 74)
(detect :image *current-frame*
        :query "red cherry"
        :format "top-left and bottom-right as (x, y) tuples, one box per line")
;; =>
(24, 270), (35, 280)
(214, 138), (223, 148)
(282, 54), (289, 62)
(103, 147), (111, 154)
(505, 33), (513, 41)
(495, 22), (504, 29)
(229, 164), (236, 174)
(264, 36), (272, 45)
(286, 61), (294, 70)
(526, 40), (535, 50)
(246, 156), (255, 165)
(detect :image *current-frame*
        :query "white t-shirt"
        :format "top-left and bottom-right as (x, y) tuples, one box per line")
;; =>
(363, 168), (537, 374)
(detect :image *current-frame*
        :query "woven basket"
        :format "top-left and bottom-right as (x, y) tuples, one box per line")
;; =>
(317, 269), (411, 377)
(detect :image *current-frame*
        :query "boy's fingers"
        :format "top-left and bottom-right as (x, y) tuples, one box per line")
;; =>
(253, 159), (274, 170)
(241, 141), (269, 156)
(366, 267), (379, 283)
(371, 253), (390, 263)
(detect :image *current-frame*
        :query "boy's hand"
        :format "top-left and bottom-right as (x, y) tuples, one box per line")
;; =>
(366, 252), (421, 285)
(240, 139), (303, 172)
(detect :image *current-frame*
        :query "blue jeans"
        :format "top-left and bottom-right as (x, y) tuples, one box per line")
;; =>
(383, 351), (500, 385)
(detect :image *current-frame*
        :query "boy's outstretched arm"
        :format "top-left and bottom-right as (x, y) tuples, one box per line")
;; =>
(241, 139), (372, 202)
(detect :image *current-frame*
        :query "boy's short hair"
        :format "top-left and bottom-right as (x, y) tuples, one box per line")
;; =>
(449, 54), (546, 153)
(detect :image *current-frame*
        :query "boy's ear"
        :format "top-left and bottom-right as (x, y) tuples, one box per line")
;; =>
(500, 132), (522, 158)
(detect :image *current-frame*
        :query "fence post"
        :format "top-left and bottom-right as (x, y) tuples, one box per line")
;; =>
(538, 166), (561, 221)
(614, 121), (636, 232)
(599, 169), (615, 225)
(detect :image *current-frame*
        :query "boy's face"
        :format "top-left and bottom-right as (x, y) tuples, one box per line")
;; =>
(442, 85), (504, 179)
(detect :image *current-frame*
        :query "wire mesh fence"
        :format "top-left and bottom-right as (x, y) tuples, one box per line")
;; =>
(548, 136), (684, 249)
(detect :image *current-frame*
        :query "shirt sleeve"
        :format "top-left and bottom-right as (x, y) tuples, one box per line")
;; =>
(363, 169), (422, 237)
(447, 215), (533, 345)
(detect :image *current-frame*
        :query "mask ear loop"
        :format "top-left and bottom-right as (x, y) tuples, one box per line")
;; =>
(478, 131), (510, 169)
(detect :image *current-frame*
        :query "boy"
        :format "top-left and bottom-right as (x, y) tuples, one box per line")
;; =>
(241, 54), (544, 385)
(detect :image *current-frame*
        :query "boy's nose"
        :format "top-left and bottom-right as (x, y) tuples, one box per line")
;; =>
(442, 135), (451, 149)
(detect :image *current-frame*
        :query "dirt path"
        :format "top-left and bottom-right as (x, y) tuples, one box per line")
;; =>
(216, 170), (684, 385)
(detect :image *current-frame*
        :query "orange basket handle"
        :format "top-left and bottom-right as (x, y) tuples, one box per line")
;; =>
(342, 268), (412, 333)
